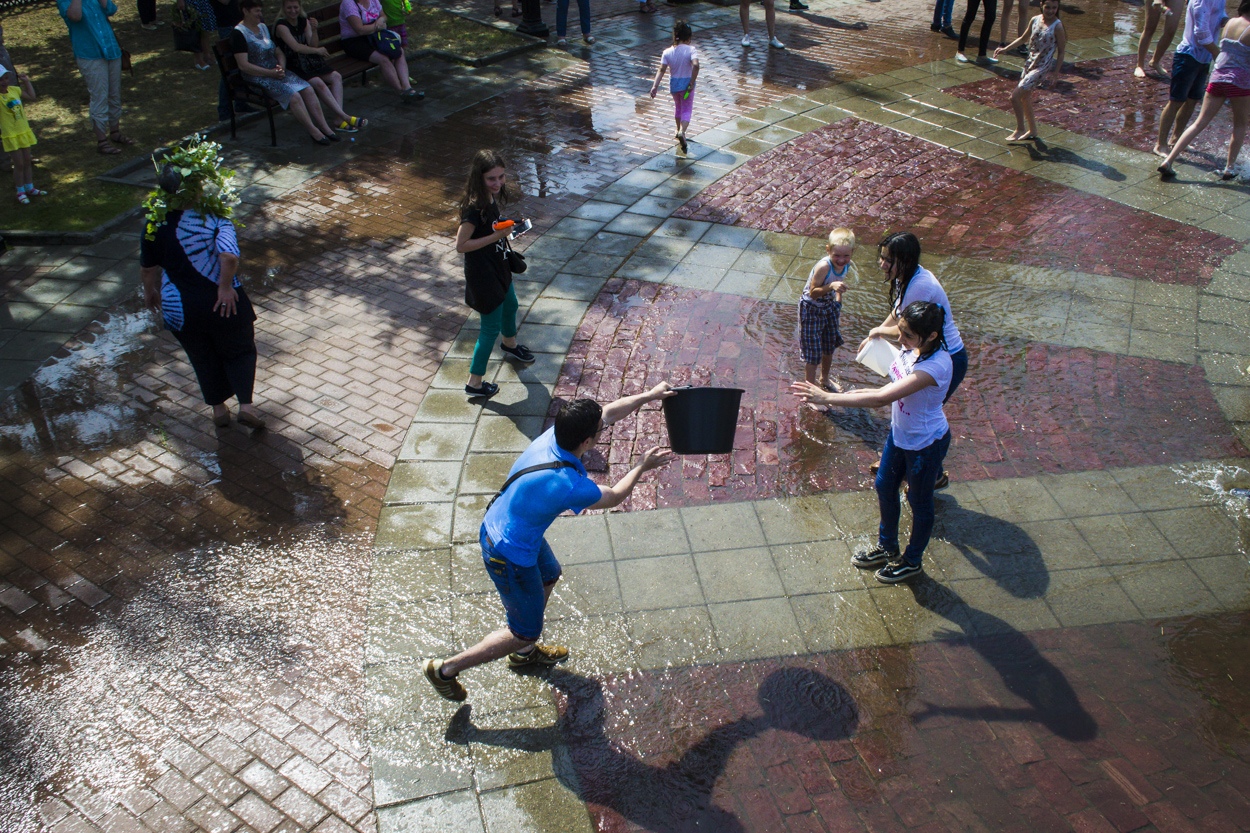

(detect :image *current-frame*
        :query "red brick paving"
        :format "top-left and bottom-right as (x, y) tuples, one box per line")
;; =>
(555, 279), (1245, 510)
(675, 118), (1241, 286)
(555, 610), (1250, 833)
(947, 54), (1238, 167)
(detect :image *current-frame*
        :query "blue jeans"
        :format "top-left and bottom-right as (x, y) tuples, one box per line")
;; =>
(481, 526), (561, 641)
(470, 283), (519, 377)
(557, 0), (590, 37)
(876, 429), (951, 567)
(932, 0), (955, 29)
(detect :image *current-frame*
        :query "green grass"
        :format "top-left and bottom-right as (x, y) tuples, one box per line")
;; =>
(0, 0), (525, 233)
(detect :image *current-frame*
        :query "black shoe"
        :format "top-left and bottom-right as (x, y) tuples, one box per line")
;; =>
(325, 132), (341, 142)
(790, 0), (809, 9)
(234, 102), (257, 114)
(875, 560), (923, 584)
(677, 134), (689, 154)
(931, 22), (942, 31)
(465, 381), (499, 398)
(934, 472), (949, 490)
(852, 546), (897, 569)
(500, 343), (535, 363)
(941, 25), (957, 38)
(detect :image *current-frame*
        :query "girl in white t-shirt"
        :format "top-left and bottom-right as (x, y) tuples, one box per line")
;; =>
(649, 20), (700, 154)
(792, 301), (952, 585)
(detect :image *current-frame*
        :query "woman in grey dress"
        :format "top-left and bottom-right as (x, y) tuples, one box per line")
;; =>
(229, 0), (339, 144)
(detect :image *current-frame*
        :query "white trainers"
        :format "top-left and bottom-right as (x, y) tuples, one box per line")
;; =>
(742, 33), (751, 47)
(955, 52), (970, 63)
(769, 36), (786, 49)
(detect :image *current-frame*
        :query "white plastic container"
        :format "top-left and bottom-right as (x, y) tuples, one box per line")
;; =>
(856, 337), (900, 377)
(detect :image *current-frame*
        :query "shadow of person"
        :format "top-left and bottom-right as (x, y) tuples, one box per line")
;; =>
(907, 575), (1098, 741)
(215, 426), (344, 529)
(1025, 140), (1127, 180)
(447, 666), (858, 832)
(802, 12), (870, 30)
(932, 493), (1049, 598)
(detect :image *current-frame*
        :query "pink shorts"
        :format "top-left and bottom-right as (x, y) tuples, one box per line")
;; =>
(1207, 81), (1250, 97)
(671, 90), (693, 123)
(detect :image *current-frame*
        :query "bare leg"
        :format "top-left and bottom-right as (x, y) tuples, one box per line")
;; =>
(1173, 98), (1198, 144)
(1226, 97), (1249, 172)
(310, 77), (348, 123)
(820, 353), (833, 387)
(763, 0), (777, 40)
(300, 88), (335, 135)
(1135, 1), (1162, 77)
(1015, 0), (1026, 38)
(1008, 86), (1028, 138)
(805, 363), (818, 385)
(1021, 89), (1037, 137)
(740, 0), (750, 35)
(441, 581), (557, 677)
(1149, 0), (1183, 73)
(394, 53), (413, 91)
(371, 52), (403, 91)
(327, 71), (345, 110)
(1154, 99), (1183, 155)
(10, 148), (26, 193)
(287, 93), (324, 139)
(18, 149), (33, 190)
(1161, 94), (1227, 169)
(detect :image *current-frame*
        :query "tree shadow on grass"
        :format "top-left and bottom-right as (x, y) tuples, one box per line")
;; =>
(447, 665), (858, 832)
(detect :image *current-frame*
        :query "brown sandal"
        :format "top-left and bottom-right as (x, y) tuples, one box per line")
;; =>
(110, 131), (138, 146)
(97, 138), (121, 155)
(639, 0), (658, 11)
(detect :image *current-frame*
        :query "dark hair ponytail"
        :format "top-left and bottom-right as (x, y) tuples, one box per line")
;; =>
(900, 300), (946, 360)
(878, 232), (922, 312)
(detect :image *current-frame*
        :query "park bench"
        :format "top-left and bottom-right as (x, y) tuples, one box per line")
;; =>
(213, 1), (375, 146)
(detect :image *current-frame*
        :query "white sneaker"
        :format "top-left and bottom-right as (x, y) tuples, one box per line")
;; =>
(955, 52), (970, 63)
(557, 37), (567, 46)
(769, 36), (786, 49)
(742, 34), (751, 47)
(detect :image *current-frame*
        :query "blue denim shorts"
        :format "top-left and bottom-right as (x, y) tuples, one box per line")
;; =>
(1170, 52), (1211, 102)
(481, 526), (561, 641)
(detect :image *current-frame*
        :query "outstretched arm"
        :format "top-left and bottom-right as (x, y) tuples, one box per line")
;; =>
(587, 445), (675, 510)
(791, 370), (935, 409)
(601, 381), (674, 425)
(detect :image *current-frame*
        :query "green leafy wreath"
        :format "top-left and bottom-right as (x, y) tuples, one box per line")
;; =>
(142, 135), (242, 240)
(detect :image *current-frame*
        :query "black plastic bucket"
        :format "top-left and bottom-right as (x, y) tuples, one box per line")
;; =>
(662, 386), (745, 454)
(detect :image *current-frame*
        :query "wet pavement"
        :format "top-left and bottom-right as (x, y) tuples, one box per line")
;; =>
(4, 0), (1250, 830)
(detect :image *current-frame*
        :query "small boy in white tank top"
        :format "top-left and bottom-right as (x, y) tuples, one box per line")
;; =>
(799, 227), (854, 390)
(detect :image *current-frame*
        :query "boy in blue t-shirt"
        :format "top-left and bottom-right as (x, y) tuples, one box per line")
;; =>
(424, 384), (676, 702)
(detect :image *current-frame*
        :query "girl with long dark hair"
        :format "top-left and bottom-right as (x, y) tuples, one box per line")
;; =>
(456, 149), (535, 399)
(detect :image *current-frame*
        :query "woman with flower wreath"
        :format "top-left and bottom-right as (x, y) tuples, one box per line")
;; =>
(139, 137), (266, 430)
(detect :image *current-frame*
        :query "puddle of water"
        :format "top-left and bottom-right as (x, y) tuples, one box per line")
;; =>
(0, 526), (371, 832)
(0, 307), (157, 456)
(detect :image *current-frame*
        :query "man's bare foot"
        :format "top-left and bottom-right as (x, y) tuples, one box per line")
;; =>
(1134, 65), (1147, 78)
(1149, 62), (1169, 78)
(805, 402), (831, 414)
(1152, 144), (1171, 157)
(821, 379), (842, 393)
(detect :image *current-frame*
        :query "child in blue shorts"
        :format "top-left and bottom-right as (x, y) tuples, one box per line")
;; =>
(800, 228), (854, 391)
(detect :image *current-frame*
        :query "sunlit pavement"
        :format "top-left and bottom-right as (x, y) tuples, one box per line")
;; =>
(4, 0), (1250, 831)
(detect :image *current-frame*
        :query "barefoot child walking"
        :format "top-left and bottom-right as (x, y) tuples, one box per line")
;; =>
(994, 0), (1065, 142)
(650, 20), (699, 154)
(800, 228), (854, 392)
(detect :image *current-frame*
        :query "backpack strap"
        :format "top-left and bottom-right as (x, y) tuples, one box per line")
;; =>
(485, 461), (577, 510)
